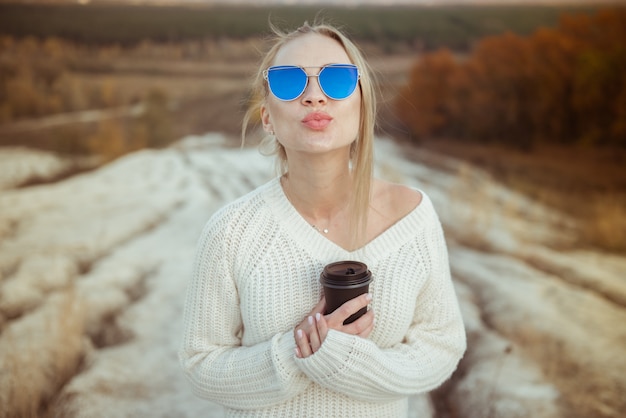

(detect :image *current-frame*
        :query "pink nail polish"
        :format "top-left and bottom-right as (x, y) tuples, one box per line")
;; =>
(297, 329), (303, 339)
(315, 313), (321, 321)
(308, 316), (313, 325)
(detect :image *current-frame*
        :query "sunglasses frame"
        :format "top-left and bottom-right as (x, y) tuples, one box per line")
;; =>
(263, 64), (360, 102)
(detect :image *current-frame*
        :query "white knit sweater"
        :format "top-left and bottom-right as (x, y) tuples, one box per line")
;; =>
(179, 177), (466, 417)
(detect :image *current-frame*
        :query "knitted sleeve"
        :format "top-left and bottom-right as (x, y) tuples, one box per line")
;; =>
(295, 217), (466, 401)
(178, 211), (310, 409)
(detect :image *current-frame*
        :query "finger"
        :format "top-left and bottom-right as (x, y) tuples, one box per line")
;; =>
(357, 310), (375, 339)
(307, 316), (322, 353)
(296, 329), (312, 358)
(330, 293), (372, 327)
(295, 318), (311, 337)
(316, 312), (329, 342)
(342, 308), (375, 337)
(297, 304), (321, 335)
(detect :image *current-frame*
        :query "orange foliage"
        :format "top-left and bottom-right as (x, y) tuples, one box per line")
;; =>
(527, 27), (579, 143)
(397, 49), (459, 138)
(397, 8), (626, 148)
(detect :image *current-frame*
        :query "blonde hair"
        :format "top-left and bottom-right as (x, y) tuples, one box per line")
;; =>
(242, 21), (376, 248)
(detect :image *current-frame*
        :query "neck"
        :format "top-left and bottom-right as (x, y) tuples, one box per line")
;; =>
(282, 151), (352, 222)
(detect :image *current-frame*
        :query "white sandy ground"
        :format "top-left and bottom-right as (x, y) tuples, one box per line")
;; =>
(0, 147), (75, 190)
(0, 134), (624, 417)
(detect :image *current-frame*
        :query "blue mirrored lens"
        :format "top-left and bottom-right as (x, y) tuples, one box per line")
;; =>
(266, 64), (359, 101)
(267, 66), (307, 101)
(319, 65), (359, 100)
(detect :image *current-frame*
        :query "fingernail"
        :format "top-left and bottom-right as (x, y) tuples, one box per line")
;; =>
(366, 293), (372, 301)
(308, 316), (313, 325)
(295, 347), (301, 358)
(297, 329), (303, 339)
(315, 313), (321, 321)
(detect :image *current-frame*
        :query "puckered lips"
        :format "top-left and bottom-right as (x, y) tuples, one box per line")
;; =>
(301, 112), (333, 130)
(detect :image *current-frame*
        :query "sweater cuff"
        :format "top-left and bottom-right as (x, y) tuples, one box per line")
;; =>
(294, 329), (360, 383)
(274, 330), (304, 381)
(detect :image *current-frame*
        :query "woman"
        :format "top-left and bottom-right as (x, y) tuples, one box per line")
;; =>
(179, 21), (466, 417)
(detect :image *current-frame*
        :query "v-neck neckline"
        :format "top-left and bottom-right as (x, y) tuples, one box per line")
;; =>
(263, 177), (432, 263)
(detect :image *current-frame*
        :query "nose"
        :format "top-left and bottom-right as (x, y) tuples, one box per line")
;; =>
(300, 74), (327, 105)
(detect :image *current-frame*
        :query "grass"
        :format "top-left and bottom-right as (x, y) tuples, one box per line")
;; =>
(584, 195), (626, 252)
(414, 138), (626, 253)
(0, 290), (86, 418)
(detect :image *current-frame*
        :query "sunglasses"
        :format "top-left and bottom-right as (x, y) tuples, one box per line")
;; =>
(263, 64), (360, 101)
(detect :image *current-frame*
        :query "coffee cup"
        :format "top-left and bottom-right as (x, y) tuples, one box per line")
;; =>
(320, 261), (373, 324)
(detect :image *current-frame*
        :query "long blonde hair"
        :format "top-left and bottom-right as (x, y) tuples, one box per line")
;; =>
(242, 21), (377, 248)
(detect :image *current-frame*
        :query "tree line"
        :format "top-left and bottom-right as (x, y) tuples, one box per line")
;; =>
(0, 3), (590, 51)
(396, 8), (626, 149)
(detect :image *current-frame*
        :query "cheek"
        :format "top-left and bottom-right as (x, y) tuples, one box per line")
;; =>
(267, 101), (295, 127)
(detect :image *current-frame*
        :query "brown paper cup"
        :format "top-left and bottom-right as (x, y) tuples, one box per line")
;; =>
(320, 261), (372, 325)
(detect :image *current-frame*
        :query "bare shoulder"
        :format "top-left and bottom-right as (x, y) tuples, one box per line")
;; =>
(372, 179), (423, 222)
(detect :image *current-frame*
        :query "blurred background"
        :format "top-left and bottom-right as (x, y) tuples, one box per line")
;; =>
(1, 0), (624, 250)
(0, 1), (625, 417)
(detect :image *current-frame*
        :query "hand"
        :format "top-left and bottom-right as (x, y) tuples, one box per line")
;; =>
(293, 297), (326, 354)
(295, 293), (374, 359)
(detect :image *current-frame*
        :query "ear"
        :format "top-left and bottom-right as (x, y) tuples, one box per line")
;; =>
(260, 104), (273, 134)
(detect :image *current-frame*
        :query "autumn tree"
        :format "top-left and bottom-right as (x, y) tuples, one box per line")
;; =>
(563, 9), (626, 146)
(527, 27), (579, 144)
(462, 32), (535, 149)
(396, 49), (459, 139)
(396, 8), (626, 149)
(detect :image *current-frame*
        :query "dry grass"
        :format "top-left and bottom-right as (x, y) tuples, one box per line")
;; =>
(513, 325), (625, 418)
(0, 290), (86, 418)
(0, 259), (154, 416)
(0, 36), (260, 157)
(417, 139), (626, 253)
(583, 194), (626, 252)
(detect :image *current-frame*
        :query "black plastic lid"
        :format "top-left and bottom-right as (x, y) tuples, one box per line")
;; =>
(320, 261), (371, 285)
